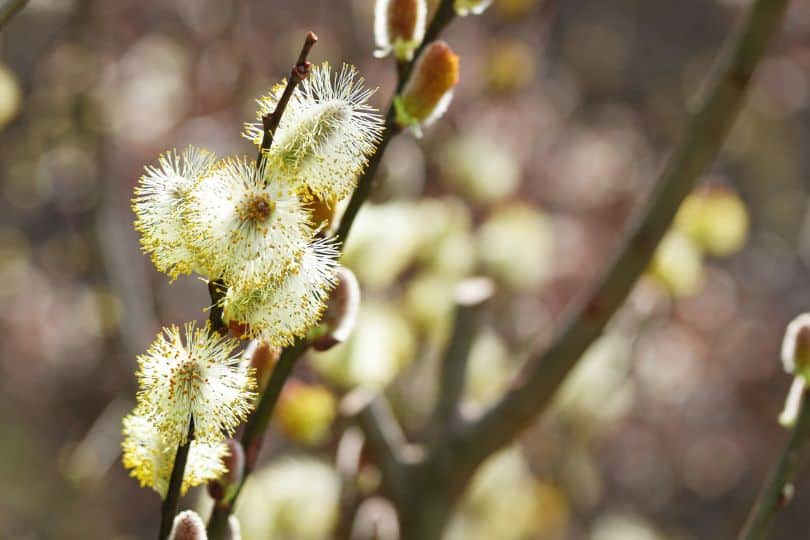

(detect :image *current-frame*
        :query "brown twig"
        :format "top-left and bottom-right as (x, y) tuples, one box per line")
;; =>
(426, 278), (493, 438)
(158, 421), (195, 540)
(257, 31), (318, 175)
(334, 0), (457, 246)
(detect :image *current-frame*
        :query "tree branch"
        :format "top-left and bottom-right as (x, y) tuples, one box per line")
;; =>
(334, 0), (457, 246)
(257, 31), (318, 173)
(447, 0), (790, 485)
(0, 0), (28, 30)
(158, 421), (195, 540)
(427, 278), (493, 437)
(351, 392), (409, 502)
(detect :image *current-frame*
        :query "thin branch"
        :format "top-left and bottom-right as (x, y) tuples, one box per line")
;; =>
(354, 394), (408, 497)
(240, 338), (309, 469)
(208, 279), (228, 334)
(334, 0), (456, 246)
(256, 31), (318, 173)
(0, 0), (28, 30)
(447, 0), (790, 485)
(427, 278), (493, 437)
(206, 339), (309, 538)
(158, 421), (195, 540)
(738, 383), (810, 540)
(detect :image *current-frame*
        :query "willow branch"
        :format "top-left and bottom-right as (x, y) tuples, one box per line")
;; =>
(0, 0), (28, 30)
(158, 421), (195, 540)
(738, 383), (810, 540)
(354, 394), (409, 502)
(257, 31), (318, 172)
(447, 0), (789, 484)
(427, 279), (493, 437)
(334, 0), (456, 246)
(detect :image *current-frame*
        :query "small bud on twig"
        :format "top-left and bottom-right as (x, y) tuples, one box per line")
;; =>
(312, 267), (361, 351)
(208, 439), (245, 503)
(782, 313), (810, 379)
(374, 0), (428, 61)
(394, 41), (459, 136)
(169, 510), (207, 540)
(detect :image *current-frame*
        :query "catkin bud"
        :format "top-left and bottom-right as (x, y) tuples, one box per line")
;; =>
(168, 510), (207, 540)
(374, 0), (428, 61)
(227, 516), (242, 540)
(312, 267), (361, 351)
(208, 439), (245, 503)
(395, 41), (459, 136)
(782, 313), (810, 378)
(248, 341), (280, 392)
(454, 0), (493, 16)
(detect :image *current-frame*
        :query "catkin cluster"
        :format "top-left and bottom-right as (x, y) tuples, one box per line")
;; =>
(123, 62), (383, 497)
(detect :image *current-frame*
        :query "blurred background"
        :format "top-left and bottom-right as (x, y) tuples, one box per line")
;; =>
(1, 0), (810, 538)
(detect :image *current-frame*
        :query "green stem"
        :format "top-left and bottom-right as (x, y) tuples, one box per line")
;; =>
(738, 383), (810, 540)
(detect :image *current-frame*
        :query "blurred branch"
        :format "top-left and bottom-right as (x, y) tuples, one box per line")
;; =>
(427, 278), (494, 437)
(446, 0), (789, 489)
(0, 0), (28, 30)
(354, 393), (409, 502)
(738, 384), (810, 540)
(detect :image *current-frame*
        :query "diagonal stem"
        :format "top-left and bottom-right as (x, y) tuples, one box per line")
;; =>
(257, 31), (318, 174)
(427, 278), (493, 438)
(0, 0), (29, 30)
(738, 382), (810, 540)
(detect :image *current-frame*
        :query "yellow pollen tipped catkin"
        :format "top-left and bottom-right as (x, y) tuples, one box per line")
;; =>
(397, 41), (459, 129)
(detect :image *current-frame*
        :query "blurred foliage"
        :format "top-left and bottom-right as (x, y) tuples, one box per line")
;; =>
(2, 0), (810, 539)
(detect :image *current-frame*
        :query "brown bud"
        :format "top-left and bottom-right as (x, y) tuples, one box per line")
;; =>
(396, 41), (459, 129)
(312, 266), (361, 351)
(375, 0), (427, 61)
(208, 439), (245, 502)
(306, 191), (338, 230)
(168, 510), (207, 540)
(782, 313), (810, 377)
(250, 341), (281, 391)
